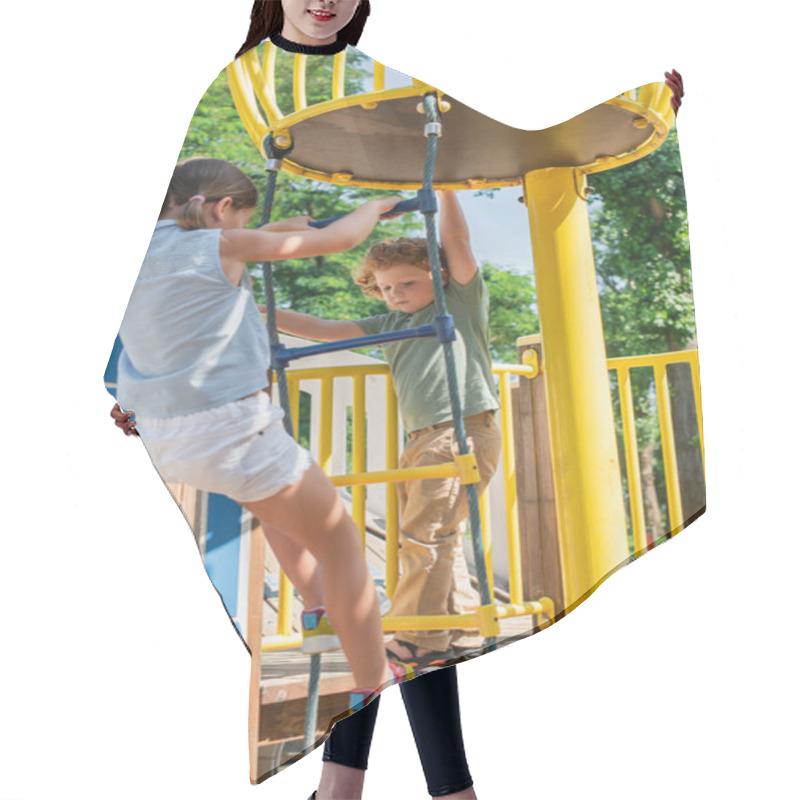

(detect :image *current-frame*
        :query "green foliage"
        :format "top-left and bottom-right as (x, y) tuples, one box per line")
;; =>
(589, 129), (695, 358)
(482, 262), (537, 363)
(178, 58), (538, 365)
(590, 129), (696, 526)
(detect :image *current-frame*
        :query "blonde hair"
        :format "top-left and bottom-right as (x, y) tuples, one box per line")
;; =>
(162, 158), (259, 230)
(353, 237), (448, 299)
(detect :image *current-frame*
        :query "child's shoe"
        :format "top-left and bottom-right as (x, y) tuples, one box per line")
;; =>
(301, 607), (341, 654)
(348, 661), (415, 713)
(385, 638), (451, 669)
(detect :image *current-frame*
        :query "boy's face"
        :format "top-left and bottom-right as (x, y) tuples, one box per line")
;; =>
(373, 264), (435, 314)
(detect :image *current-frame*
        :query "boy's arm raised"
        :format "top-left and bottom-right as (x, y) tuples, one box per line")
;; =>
(437, 190), (479, 286)
(275, 309), (365, 342)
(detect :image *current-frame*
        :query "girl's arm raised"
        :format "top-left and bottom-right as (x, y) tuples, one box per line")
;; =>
(437, 190), (478, 286)
(220, 197), (402, 285)
(275, 309), (365, 342)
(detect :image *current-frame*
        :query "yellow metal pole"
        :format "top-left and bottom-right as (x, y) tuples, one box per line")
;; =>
(319, 377), (333, 474)
(332, 51), (346, 99)
(654, 363), (684, 535)
(498, 372), (523, 604)
(385, 376), (400, 597)
(617, 366), (648, 554)
(288, 377), (301, 442)
(373, 61), (386, 92)
(329, 460), (474, 487)
(478, 488), (495, 604)
(689, 353), (705, 470)
(352, 374), (367, 548)
(523, 167), (628, 609)
(277, 569), (292, 637)
(293, 54), (307, 111)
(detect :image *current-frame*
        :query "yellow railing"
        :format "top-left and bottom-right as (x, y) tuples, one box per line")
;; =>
(262, 360), (556, 652)
(226, 44), (675, 188)
(261, 348), (702, 652)
(607, 349), (703, 554)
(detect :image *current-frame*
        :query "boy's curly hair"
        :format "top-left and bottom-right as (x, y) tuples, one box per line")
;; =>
(353, 237), (449, 299)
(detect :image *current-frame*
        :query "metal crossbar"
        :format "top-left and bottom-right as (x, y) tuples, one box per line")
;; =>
(419, 92), (498, 650)
(270, 323), (438, 370)
(257, 134), (321, 750)
(255, 94), (499, 745)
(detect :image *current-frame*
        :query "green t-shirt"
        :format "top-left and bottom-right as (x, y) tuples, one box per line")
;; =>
(355, 271), (499, 433)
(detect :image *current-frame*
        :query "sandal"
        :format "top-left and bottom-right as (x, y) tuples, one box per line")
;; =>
(385, 639), (451, 669)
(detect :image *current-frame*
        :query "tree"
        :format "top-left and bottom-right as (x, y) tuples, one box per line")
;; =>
(178, 53), (538, 363)
(590, 128), (704, 539)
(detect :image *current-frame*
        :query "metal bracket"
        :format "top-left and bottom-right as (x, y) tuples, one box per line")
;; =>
(453, 452), (481, 486)
(269, 343), (290, 371)
(432, 314), (456, 343)
(417, 187), (438, 215)
(521, 348), (540, 378)
(475, 604), (501, 637)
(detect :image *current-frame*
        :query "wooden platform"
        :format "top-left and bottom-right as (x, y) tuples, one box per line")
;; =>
(254, 499), (542, 777)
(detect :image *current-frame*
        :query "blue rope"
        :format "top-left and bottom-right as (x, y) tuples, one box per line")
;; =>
(421, 94), (496, 652)
(257, 135), (321, 749)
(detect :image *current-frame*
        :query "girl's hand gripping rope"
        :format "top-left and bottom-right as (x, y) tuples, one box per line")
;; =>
(110, 403), (138, 437)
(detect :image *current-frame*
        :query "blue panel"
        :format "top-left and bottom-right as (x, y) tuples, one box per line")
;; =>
(105, 335), (124, 385)
(204, 493), (244, 621)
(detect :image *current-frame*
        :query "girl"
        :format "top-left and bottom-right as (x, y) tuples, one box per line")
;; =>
(115, 3), (482, 797)
(114, 155), (404, 701)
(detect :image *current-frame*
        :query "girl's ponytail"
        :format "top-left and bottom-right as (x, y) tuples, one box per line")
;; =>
(165, 158), (259, 230)
(180, 195), (209, 231)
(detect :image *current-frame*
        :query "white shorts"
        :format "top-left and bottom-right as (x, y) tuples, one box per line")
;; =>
(135, 392), (312, 504)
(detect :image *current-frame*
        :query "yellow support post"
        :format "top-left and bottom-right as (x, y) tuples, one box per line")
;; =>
(654, 363), (684, 535)
(523, 167), (629, 609)
(617, 366), (648, 554)
(277, 569), (293, 637)
(319, 377), (333, 474)
(385, 376), (400, 597)
(689, 354), (705, 470)
(498, 372), (523, 604)
(332, 51), (346, 99)
(293, 54), (307, 111)
(373, 61), (385, 92)
(287, 376), (301, 442)
(352, 374), (367, 548)
(478, 488), (495, 604)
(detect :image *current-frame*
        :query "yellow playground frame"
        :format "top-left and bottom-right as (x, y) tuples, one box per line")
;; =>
(221, 43), (702, 774)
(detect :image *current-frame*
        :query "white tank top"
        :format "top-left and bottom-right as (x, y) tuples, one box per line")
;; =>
(116, 220), (269, 417)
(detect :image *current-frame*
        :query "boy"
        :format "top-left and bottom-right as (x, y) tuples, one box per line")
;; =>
(276, 191), (501, 667)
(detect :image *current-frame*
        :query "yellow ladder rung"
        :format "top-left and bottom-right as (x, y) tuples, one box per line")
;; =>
(330, 454), (480, 488)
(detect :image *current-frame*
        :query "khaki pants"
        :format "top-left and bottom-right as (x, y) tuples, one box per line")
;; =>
(389, 410), (502, 651)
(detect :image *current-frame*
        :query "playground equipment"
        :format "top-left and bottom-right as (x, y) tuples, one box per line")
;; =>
(221, 43), (697, 780)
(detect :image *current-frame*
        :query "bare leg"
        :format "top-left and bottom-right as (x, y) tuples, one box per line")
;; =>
(261, 523), (323, 608)
(242, 462), (390, 690)
(316, 763), (366, 800)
